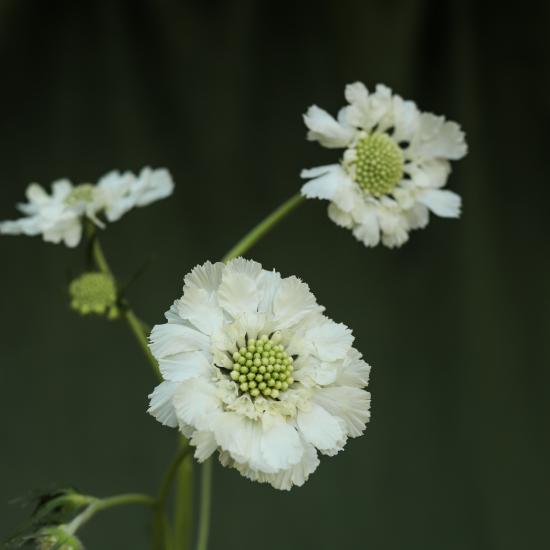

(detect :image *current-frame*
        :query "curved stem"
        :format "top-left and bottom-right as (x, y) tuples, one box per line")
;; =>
(157, 443), (191, 507)
(123, 307), (161, 380)
(66, 493), (155, 534)
(86, 223), (161, 381)
(221, 193), (304, 263)
(195, 459), (212, 550)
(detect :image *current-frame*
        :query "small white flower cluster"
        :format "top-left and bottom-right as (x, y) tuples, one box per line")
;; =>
(301, 82), (467, 248)
(0, 167), (174, 247)
(148, 259), (371, 490)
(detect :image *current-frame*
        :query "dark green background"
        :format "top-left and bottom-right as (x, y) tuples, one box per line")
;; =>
(1, 1), (549, 549)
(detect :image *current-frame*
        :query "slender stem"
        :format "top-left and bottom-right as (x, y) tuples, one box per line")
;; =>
(90, 233), (112, 276)
(86, 223), (161, 381)
(221, 192), (304, 263)
(157, 444), (191, 507)
(97, 493), (156, 510)
(195, 459), (212, 550)
(66, 493), (155, 534)
(173, 438), (193, 550)
(124, 307), (161, 380)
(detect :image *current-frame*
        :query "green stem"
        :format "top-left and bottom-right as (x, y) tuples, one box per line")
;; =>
(195, 459), (212, 550)
(86, 223), (161, 381)
(173, 438), (193, 550)
(157, 443), (191, 507)
(124, 307), (162, 380)
(221, 192), (304, 263)
(66, 493), (155, 534)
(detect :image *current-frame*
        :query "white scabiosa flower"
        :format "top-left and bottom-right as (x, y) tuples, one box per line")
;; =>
(148, 258), (371, 490)
(301, 83), (467, 248)
(0, 167), (174, 247)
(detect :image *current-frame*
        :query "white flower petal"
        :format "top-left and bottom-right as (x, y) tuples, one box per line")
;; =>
(259, 416), (304, 471)
(352, 202), (381, 247)
(294, 357), (339, 386)
(411, 113), (467, 160)
(335, 348), (371, 387)
(149, 323), (210, 358)
(183, 261), (225, 294)
(305, 319), (354, 362)
(417, 189), (461, 218)
(392, 95), (420, 142)
(313, 387), (371, 438)
(297, 403), (347, 455)
(300, 164), (348, 201)
(158, 350), (214, 382)
(221, 438), (319, 490)
(404, 203), (430, 230)
(217, 258), (263, 318)
(173, 377), (222, 431)
(303, 105), (355, 148)
(148, 381), (179, 427)
(177, 287), (224, 336)
(134, 167), (175, 206)
(190, 430), (218, 462)
(272, 276), (321, 329)
(406, 159), (451, 189)
(327, 203), (353, 228)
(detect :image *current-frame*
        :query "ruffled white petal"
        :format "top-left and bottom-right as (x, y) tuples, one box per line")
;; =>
(304, 319), (353, 362)
(133, 167), (175, 206)
(177, 287), (224, 336)
(294, 357), (339, 386)
(158, 350), (214, 382)
(410, 113), (467, 160)
(172, 378), (222, 431)
(149, 323), (210, 358)
(190, 430), (218, 462)
(217, 258), (264, 318)
(297, 404), (347, 455)
(303, 105), (355, 148)
(148, 381), (180, 427)
(327, 203), (353, 228)
(314, 386), (371, 438)
(417, 189), (462, 218)
(335, 348), (371, 387)
(300, 164), (347, 201)
(272, 276), (321, 329)
(183, 261), (224, 294)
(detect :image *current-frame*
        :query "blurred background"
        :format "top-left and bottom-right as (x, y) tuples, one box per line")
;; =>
(1, 1), (549, 548)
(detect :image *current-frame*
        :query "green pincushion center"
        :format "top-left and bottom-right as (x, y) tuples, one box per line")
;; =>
(354, 133), (404, 197)
(230, 334), (295, 400)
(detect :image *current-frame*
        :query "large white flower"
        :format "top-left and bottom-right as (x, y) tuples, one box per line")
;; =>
(301, 82), (467, 248)
(148, 259), (371, 490)
(0, 167), (174, 247)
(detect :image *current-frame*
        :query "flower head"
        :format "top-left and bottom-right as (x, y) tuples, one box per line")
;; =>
(69, 272), (119, 318)
(0, 167), (174, 247)
(148, 259), (371, 490)
(301, 83), (467, 247)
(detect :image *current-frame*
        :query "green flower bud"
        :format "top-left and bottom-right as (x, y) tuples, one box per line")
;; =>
(69, 272), (118, 319)
(36, 526), (83, 550)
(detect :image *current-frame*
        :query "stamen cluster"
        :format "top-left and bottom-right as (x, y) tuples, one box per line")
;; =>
(229, 333), (294, 400)
(353, 132), (404, 197)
